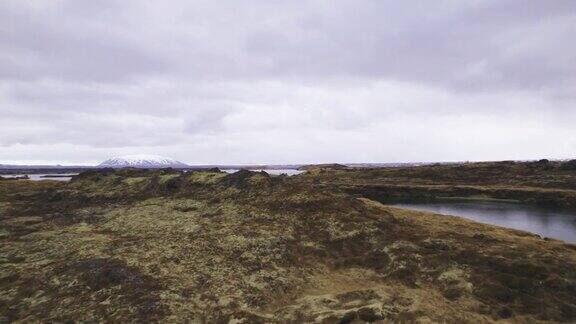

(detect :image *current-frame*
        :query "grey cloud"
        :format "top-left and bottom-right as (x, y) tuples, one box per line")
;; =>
(2, 1), (574, 90)
(0, 0), (575, 164)
(0, 0), (168, 82)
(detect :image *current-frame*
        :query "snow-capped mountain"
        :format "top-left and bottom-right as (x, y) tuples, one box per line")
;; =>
(98, 155), (189, 168)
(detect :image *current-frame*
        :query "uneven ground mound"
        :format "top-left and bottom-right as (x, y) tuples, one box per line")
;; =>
(1, 169), (575, 322)
(306, 161), (576, 208)
(298, 164), (350, 171)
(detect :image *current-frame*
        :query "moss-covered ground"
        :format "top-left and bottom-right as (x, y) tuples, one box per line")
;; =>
(0, 167), (575, 322)
(303, 160), (576, 208)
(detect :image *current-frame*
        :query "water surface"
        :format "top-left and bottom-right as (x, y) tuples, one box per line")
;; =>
(0, 173), (78, 181)
(393, 201), (576, 243)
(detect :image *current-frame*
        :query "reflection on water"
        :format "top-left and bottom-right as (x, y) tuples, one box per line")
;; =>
(393, 201), (576, 244)
(0, 174), (78, 181)
(222, 169), (303, 176)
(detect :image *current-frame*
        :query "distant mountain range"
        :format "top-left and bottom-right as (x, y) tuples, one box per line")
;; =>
(99, 155), (189, 168)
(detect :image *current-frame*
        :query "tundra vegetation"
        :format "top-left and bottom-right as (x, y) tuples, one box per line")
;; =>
(305, 160), (576, 208)
(1, 163), (575, 322)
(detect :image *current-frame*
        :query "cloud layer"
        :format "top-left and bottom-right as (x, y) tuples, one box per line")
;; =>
(1, 0), (575, 164)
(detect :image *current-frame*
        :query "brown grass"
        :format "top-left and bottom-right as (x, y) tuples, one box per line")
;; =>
(0, 168), (575, 322)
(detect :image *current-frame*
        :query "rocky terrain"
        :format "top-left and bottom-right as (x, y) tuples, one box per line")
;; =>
(304, 160), (576, 208)
(1, 167), (575, 322)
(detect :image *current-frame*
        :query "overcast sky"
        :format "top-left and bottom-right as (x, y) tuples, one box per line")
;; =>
(1, 0), (575, 165)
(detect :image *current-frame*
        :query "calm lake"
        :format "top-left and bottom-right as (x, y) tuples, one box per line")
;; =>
(0, 174), (78, 181)
(393, 201), (576, 244)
